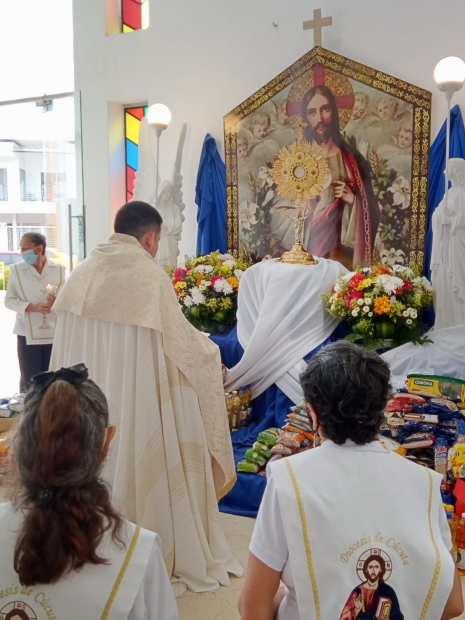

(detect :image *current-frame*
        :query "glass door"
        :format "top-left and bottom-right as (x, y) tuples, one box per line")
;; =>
(0, 92), (84, 273)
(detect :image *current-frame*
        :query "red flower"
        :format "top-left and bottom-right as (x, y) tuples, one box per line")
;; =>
(211, 275), (223, 288)
(174, 267), (188, 279)
(348, 273), (366, 292)
(345, 291), (363, 308)
(378, 267), (391, 275)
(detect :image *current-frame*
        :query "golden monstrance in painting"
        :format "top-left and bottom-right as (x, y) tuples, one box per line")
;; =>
(224, 47), (431, 270)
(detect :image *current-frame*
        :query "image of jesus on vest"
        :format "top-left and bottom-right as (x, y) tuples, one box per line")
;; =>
(340, 553), (403, 620)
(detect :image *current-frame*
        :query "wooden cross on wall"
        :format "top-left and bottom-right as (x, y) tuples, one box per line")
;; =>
(303, 8), (332, 47)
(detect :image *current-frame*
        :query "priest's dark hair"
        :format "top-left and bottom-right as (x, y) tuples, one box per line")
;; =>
(12, 377), (124, 586)
(300, 341), (391, 445)
(114, 200), (163, 241)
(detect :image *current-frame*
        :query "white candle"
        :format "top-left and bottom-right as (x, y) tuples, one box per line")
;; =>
(45, 284), (54, 294)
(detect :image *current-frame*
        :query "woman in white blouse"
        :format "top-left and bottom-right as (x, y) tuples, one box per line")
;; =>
(0, 364), (178, 620)
(239, 342), (463, 620)
(4, 233), (65, 392)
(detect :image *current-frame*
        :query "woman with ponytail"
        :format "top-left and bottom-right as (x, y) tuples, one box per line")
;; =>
(0, 364), (178, 620)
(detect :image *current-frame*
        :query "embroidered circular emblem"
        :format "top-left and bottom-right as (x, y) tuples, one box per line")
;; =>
(356, 548), (392, 583)
(0, 601), (37, 620)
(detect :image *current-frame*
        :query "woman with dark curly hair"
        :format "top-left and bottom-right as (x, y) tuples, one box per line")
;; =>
(239, 342), (462, 620)
(0, 365), (178, 620)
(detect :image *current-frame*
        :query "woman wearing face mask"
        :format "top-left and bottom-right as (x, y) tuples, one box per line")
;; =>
(4, 233), (65, 392)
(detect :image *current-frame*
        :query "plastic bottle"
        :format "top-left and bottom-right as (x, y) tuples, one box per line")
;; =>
(455, 513), (465, 574)
(239, 388), (248, 408)
(447, 513), (458, 563)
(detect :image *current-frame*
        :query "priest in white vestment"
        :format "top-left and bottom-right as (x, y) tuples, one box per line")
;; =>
(51, 200), (242, 595)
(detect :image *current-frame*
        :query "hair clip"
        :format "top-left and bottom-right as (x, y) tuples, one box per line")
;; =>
(38, 489), (55, 505)
(31, 364), (89, 394)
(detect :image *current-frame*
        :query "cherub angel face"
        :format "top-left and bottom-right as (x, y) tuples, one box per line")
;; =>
(237, 138), (249, 161)
(351, 93), (369, 120)
(251, 114), (271, 140)
(377, 97), (398, 121)
(397, 127), (412, 150)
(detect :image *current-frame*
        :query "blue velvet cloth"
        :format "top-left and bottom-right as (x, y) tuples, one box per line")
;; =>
(211, 324), (347, 517)
(195, 134), (227, 256)
(424, 105), (465, 325)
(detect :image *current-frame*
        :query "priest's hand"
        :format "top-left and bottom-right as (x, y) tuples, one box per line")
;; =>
(25, 303), (52, 314)
(334, 180), (355, 205)
(46, 293), (57, 306)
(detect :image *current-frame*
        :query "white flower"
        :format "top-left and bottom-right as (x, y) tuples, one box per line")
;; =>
(362, 306), (370, 313)
(389, 176), (411, 209)
(368, 312), (373, 317)
(218, 253), (233, 260)
(402, 310), (409, 317)
(331, 304), (336, 311)
(352, 309), (360, 317)
(380, 248), (405, 266)
(222, 282), (234, 295)
(183, 295), (193, 307)
(410, 309), (418, 319)
(406, 318), (413, 325)
(357, 298), (364, 306)
(239, 200), (258, 231)
(392, 264), (413, 278)
(334, 283), (341, 293)
(194, 265), (206, 273)
(343, 272), (357, 282)
(223, 259), (236, 267)
(375, 274), (404, 296)
(213, 278), (226, 293)
(190, 287), (206, 305)
(413, 276), (433, 291)
(203, 265), (214, 273)
(199, 280), (211, 291)
(234, 269), (244, 279)
(363, 297), (372, 305)
(390, 295), (397, 305)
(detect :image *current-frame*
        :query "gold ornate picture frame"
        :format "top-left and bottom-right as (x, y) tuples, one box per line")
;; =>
(224, 46), (431, 271)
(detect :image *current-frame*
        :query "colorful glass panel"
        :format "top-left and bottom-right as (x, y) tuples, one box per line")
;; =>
(121, 0), (149, 32)
(124, 106), (148, 201)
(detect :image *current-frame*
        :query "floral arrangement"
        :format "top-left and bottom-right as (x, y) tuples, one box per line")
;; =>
(323, 264), (434, 350)
(169, 252), (252, 334)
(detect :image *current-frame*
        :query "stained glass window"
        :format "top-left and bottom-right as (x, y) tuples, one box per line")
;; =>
(121, 0), (149, 32)
(124, 106), (148, 202)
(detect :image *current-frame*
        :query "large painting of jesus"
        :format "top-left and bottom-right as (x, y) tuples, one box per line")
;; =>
(224, 47), (431, 270)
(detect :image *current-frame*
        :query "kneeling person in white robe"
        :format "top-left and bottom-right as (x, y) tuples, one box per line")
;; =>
(51, 200), (242, 595)
(1, 366), (178, 620)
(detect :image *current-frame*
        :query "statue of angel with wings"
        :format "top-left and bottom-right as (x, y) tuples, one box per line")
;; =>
(133, 117), (187, 268)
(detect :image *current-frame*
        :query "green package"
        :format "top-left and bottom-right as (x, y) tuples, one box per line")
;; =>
(237, 460), (260, 473)
(244, 449), (267, 467)
(257, 428), (281, 447)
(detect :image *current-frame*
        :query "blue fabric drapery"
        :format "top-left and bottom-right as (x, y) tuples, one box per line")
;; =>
(211, 323), (348, 517)
(195, 134), (227, 256)
(424, 105), (465, 324)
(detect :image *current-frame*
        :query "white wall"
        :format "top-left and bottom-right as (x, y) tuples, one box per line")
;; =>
(74, 0), (465, 256)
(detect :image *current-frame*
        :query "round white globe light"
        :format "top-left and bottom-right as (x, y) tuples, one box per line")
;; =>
(434, 57), (465, 92)
(147, 103), (172, 128)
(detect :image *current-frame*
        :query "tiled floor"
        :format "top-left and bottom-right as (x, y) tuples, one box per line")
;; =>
(178, 513), (254, 620)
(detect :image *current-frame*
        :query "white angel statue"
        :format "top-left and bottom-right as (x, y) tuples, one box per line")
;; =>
(133, 117), (187, 268)
(431, 157), (465, 329)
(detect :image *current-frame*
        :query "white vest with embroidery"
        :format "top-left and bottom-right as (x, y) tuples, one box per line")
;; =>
(271, 441), (455, 620)
(0, 503), (155, 620)
(11, 262), (65, 345)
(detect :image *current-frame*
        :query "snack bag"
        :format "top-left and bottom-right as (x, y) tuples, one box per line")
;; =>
(271, 444), (293, 456)
(282, 423), (314, 442)
(287, 412), (311, 425)
(278, 431), (305, 448)
(257, 428), (281, 447)
(244, 449), (267, 467)
(407, 374), (465, 401)
(237, 460), (260, 473)
(252, 442), (272, 459)
(392, 393), (426, 406)
(435, 438), (449, 477)
(386, 400), (413, 413)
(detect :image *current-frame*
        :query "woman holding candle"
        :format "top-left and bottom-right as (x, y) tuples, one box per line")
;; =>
(4, 233), (65, 392)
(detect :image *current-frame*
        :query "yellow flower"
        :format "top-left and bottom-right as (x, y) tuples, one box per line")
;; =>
(227, 277), (239, 289)
(357, 279), (372, 291)
(174, 281), (187, 291)
(219, 297), (233, 310)
(197, 274), (205, 287)
(374, 296), (391, 315)
(206, 299), (219, 311)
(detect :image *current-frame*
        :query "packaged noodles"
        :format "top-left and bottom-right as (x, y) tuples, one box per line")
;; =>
(407, 374), (465, 402)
